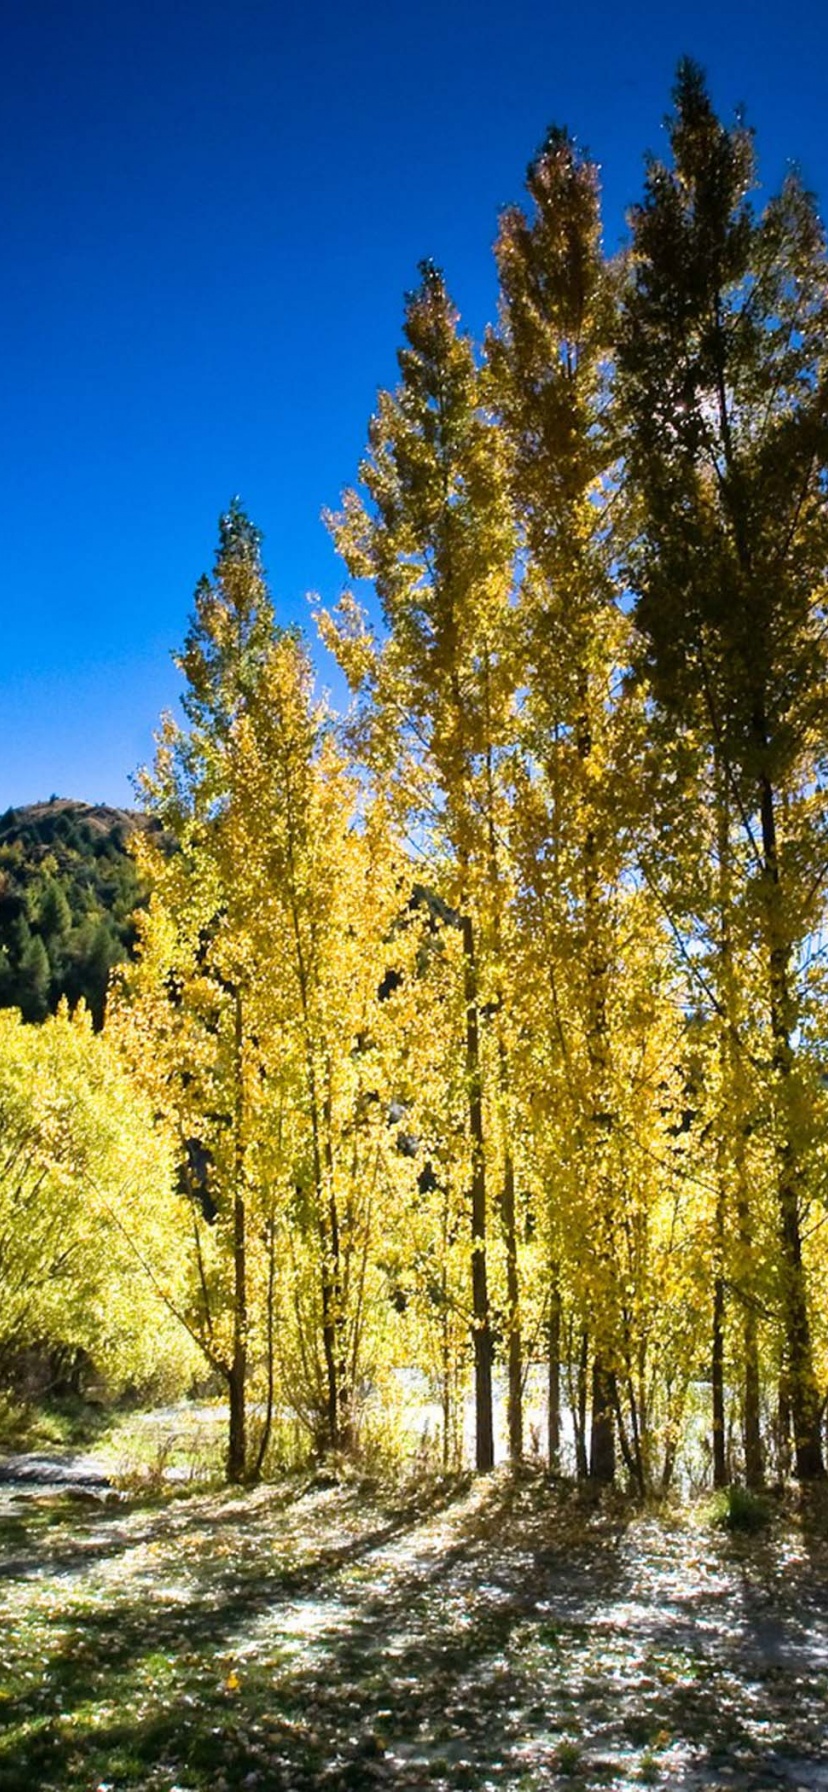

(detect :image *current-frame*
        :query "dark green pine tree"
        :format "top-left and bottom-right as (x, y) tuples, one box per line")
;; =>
(618, 59), (828, 1480)
(19, 932), (51, 1022)
(38, 877), (72, 943)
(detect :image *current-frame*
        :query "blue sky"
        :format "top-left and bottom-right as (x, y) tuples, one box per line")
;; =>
(3, 0), (827, 809)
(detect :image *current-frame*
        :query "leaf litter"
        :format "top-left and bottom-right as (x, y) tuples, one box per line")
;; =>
(0, 1470), (827, 1790)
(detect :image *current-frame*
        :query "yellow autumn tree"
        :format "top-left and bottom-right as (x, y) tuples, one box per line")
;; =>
(115, 504), (413, 1477)
(0, 1003), (196, 1396)
(324, 263), (523, 1469)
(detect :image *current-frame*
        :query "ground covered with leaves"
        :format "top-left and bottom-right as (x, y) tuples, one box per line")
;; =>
(1, 1467), (827, 1792)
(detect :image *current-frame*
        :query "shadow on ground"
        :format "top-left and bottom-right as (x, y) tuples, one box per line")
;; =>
(1, 1472), (827, 1791)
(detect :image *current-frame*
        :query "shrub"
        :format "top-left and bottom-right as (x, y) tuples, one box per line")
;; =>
(710, 1483), (772, 1533)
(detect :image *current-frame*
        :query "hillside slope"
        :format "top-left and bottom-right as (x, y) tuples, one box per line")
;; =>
(0, 799), (152, 1026)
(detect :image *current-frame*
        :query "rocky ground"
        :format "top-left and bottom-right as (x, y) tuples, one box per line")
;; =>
(0, 1462), (826, 1791)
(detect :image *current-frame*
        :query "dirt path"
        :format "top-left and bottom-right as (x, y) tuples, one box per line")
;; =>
(0, 1473), (826, 1790)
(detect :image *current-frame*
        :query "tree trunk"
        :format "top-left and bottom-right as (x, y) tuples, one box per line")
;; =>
(502, 1150), (523, 1463)
(777, 1374), (793, 1482)
(462, 914), (494, 1472)
(743, 1307), (763, 1488)
(440, 1186), (457, 1472)
(712, 1269), (727, 1489)
(622, 1355), (647, 1497)
(228, 991), (248, 1484)
(574, 1328), (589, 1481)
(441, 1307), (452, 1473)
(226, 1357), (247, 1485)
(736, 1182), (764, 1487)
(253, 1211), (277, 1482)
(777, 1170), (823, 1479)
(714, 757), (764, 1488)
(319, 1226), (341, 1454)
(711, 760), (732, 1492)
(308, 1070), (349, 1456)
(579, 682), (616, 1488)
(483, 685), (522, 1468)
(611, 1372), (644, 1496)
(589, 1356), (615, 1483)
(758, 766), (824, 1479)
(547, 1275), (561, 1472)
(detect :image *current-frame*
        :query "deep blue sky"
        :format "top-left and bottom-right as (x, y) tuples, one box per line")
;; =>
(3, 0), (827, 809)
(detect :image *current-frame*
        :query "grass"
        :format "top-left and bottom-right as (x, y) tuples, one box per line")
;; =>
(101, 1407), (226, 1493)
(554, 1739), (582, 1775)
(709, 1482), (774, 1533)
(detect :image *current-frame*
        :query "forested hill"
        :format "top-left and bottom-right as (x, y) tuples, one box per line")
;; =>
(0, 799), (151, 1026)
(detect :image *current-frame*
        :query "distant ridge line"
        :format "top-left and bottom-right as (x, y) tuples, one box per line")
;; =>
(0, 798), (150, 839)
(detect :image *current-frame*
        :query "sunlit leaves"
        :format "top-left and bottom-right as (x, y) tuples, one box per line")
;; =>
(0, 1004), (195, 1390)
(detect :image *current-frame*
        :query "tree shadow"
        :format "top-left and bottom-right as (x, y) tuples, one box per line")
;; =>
(0, 1474), (611, 1787)
(0, 1475), (490, 1789)
(6, 1477), (825, 1791)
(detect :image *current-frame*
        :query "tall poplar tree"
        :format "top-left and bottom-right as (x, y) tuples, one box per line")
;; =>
(618, 61), (828, 1479)
(122, 502), (277, 1481)
(488, 128), (634, 1481)
(325, 265), (518, 1470)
